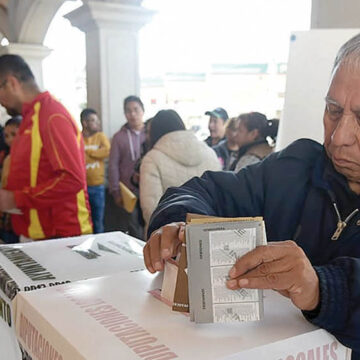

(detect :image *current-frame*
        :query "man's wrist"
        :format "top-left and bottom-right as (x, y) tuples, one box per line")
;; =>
(302, 299), (321, 319)
(302, 274), (320, 311)
(302, 264), (348, 331)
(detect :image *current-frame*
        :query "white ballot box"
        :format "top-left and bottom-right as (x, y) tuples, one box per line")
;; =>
(13, 270), (351, 360)
(0, 231), (145, 360)
(0, 318), (21, 360)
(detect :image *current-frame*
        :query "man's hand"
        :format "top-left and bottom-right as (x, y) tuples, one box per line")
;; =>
(0, 189), (16, 211)
(226, 241), (320, 311)
(143, 222), (185, 273)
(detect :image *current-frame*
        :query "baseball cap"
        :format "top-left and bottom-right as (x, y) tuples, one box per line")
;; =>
(205, 107), (229, 122)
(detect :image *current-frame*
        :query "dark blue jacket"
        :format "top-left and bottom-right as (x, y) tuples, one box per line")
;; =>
(148, 139), (360, 359)
(212, 139), (229, 170)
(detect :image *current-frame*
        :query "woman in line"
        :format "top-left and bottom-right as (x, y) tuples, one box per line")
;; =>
(140, 110), (221, 229)
(231, 112), (279, 172)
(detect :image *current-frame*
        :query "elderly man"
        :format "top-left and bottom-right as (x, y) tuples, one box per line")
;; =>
(144, 34), (360, 358)
(0, 55), (92, 240)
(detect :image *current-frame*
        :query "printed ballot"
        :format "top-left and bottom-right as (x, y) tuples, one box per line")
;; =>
(168, 215), (267, 323)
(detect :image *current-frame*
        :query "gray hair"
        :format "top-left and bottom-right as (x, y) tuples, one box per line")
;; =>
(333, 33), (360, 74)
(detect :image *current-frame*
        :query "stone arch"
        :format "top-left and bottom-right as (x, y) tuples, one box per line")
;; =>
(7, 0), (70, 43)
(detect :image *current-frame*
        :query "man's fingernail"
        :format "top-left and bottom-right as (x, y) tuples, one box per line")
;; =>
(227, 279), (238, 288)
(238, 279), (249, 287)
(154, 261), (163, 271)
(229, 267), (237, 278)
(161, 249), (171, 258)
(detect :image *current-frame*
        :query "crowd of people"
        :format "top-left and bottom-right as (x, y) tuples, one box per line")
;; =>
(0, 54), (279, 242)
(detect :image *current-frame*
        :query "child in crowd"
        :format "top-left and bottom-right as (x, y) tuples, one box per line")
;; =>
(0, 116), (22, 243)
(81, 108), (110, 234)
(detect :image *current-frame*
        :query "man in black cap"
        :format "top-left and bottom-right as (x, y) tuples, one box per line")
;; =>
(204, 107), (229, 147)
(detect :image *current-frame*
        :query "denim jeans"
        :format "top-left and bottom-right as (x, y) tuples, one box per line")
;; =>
(87, 185), (105, 234)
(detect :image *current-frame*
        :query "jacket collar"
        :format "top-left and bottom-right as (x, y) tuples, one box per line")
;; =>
(121, 123), (145, 134)
(22, 91), (50, 119)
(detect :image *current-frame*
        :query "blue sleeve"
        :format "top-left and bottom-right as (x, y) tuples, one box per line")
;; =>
(147, 159), (267, 237)
(303, 257), (360, 355)
(147, 139), (323, 238)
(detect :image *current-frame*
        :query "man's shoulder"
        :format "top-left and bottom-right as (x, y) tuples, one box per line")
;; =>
(35, 93), (76, 130)
(96, 131), (109, 140)
(40, 92), (70, 116)
(86, 131), (107, 141)
(276, 138), (323, 163)
(248, 139), (323, 181)
(112, 128), (126, 141)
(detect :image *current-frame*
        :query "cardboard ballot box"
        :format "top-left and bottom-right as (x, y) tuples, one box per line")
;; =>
(0, 231), (145, 360)
(13, 270), (351, 360)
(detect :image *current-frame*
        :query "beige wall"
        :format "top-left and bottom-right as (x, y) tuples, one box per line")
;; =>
(312, 0), (360, 28)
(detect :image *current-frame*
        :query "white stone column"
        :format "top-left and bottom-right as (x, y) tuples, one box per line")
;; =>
(0, 43), (51, 89)
(65, 1), (154, 138)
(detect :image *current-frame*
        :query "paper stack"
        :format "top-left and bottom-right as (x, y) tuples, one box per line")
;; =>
(169, 216), (267, 324)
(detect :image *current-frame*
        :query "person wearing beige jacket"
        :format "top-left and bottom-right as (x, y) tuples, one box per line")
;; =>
(140, 110), (221, 229)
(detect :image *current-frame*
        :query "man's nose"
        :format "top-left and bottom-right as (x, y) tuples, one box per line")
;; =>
(331, 114), (357, 147)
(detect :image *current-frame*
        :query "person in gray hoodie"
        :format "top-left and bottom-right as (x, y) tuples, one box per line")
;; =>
(108, 95), (146, 239)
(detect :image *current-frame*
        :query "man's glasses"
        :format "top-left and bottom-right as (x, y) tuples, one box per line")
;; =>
(0, 79), (7, 89)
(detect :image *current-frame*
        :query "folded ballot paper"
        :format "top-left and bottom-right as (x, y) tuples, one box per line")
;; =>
(120, 181), (137, 213)
(0, 231), (145, 360)
(165, 215), (267, 324)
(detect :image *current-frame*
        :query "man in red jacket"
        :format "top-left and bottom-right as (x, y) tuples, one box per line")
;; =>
(0, 55), (92, 240)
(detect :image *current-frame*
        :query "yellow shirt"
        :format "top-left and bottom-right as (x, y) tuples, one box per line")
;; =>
(83, 132), (110, 186)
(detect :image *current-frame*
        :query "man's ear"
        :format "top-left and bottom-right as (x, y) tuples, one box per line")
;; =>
(6, 75), (21, 92)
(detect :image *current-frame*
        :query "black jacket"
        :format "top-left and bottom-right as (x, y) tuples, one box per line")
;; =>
(149, 139), (360, 359)
(204, 136), (225, 148)
(213, 140), (232, 170)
